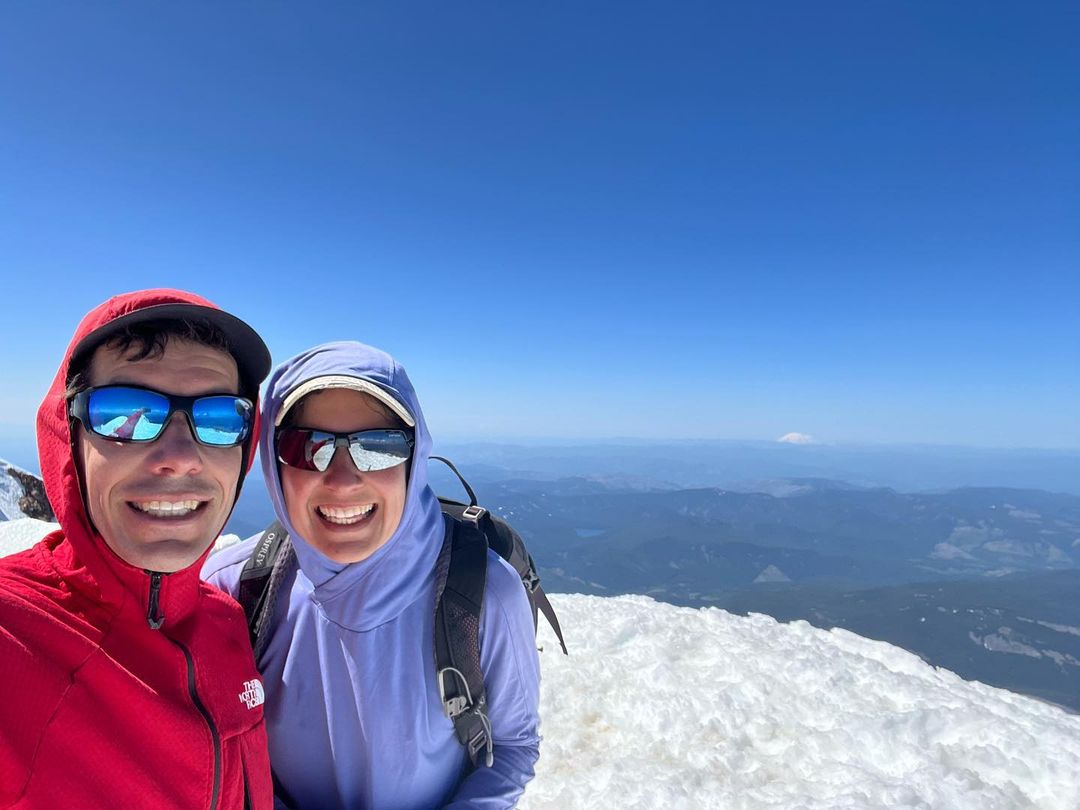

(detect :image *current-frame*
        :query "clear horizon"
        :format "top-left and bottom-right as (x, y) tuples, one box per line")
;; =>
(6, 431), (1080, 477)
(1, 2), (1077, 448)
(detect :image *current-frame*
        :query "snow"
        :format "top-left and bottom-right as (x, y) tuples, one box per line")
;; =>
(213, 533), (242, 552)
(777, 432), (815, 445)
(970, 628), (1044, 660)
(1019, 617), (1080, 637)
(753, 564), (791, 583)
(0, 518), (240, 557)
(931, 541), (975, 560)
(3, 521), (1080, 809)
(525, 595), (1080, 809)
(0, 518), (59, 556)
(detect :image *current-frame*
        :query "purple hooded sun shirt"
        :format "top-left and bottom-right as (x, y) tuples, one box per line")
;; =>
(204, 341), (541, 810)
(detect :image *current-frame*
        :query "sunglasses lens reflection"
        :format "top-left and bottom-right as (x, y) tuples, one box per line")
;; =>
(277, 428), (413, 473)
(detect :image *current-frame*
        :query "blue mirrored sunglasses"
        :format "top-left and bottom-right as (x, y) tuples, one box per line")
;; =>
(69, 385), (253, 447)
(276, 427), (414, 473)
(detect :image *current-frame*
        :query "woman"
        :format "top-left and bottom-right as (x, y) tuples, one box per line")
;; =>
(204, 341), (541, 810)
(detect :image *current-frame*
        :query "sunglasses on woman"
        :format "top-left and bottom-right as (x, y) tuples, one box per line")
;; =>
(68, 385), (254, 447)
(276, 427), (414, 473)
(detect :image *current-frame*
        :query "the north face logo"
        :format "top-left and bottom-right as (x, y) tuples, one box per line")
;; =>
(239, 679), (265, 709)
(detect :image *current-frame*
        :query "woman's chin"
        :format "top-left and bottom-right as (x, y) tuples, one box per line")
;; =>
(309, 519), (392, 564)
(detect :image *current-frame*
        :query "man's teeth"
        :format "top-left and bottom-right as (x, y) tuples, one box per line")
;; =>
(317, 504), (374, 525)
(132, 500), (202, 517)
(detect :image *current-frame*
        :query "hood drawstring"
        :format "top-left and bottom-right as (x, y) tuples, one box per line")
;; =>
(146, 572), (165, 630)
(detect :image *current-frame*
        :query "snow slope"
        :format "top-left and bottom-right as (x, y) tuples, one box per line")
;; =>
(3, 520), (1078, 809)
(524, 594), (1080, 809)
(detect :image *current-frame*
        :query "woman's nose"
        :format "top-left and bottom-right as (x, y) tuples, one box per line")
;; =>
(322, 442), (362, 484)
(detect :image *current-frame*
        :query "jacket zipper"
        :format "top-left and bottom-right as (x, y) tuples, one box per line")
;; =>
(176, 638), (223, 810)
(146, 571), (223, 809)
(146, 571), (165, 629)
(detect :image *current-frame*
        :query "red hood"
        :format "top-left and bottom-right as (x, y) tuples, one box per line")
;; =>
(36, 289), (264, 622)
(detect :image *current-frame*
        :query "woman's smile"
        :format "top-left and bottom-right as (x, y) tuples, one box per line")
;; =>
(316, 503), (376, 525)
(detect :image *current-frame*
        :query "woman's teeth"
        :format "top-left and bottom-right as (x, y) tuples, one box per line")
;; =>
(132, 500), (202, 517)
(317, 504), (375, 525)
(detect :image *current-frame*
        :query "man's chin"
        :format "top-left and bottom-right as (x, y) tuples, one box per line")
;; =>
(107, 524), (222, 573)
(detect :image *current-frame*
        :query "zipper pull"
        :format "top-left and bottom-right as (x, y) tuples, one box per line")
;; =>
(147, 571), (165, 630)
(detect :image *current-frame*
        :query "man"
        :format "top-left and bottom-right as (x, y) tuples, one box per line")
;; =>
(0, 289), (274, 809)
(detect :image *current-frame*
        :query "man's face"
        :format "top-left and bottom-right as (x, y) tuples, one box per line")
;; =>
(76, 338), (244, 572)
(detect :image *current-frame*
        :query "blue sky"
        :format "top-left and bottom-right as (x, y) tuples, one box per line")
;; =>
(1, 2), (1077, 448)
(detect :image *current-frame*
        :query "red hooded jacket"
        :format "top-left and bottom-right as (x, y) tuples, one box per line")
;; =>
(0, 291), (273, 809)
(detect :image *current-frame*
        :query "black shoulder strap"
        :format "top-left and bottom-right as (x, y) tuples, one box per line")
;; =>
(483, 512), (568, 656)
(237, 521), (294, 656)
(433, 515), (493, 769)
(433, 454), (568, 657)
(532, 584), (568, 656)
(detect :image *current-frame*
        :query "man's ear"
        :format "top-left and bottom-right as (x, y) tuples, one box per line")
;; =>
(69, 420), (100, 537)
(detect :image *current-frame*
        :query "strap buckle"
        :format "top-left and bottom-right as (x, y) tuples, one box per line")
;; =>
(521, 568), (540, 593)
(437, 666), (472, 719)
(437, 666), (494, 767)
(461, 504), (487, 525)
(465, 713), (495, 768)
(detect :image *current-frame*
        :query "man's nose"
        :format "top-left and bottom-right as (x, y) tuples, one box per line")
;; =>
(146, 413), (205, 475)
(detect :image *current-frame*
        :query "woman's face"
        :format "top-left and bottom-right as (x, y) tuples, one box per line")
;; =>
(279, 388), (408, 564)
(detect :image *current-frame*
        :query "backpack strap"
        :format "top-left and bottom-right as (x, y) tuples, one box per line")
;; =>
(438, 491), (570, 657)
(430, 455), (479, 506)
(475, 509), (568, 656)
(433, 514), (494, 768)
(237, 520), (295, 657)
(531, 583), (568, 656)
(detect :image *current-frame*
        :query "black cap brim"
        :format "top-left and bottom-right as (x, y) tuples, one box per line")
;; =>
(69, 303), (271, 396)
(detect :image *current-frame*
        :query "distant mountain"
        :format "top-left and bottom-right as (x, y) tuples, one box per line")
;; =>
(723, 476), (870, 497)
(717, 569), (1080, 712)
(438, 440), (1080, 494)
(476, 478), (1080, 595)
(465, 473), (1080, 710)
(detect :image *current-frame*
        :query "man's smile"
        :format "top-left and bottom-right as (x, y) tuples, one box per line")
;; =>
(128, 499), (208, 518)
